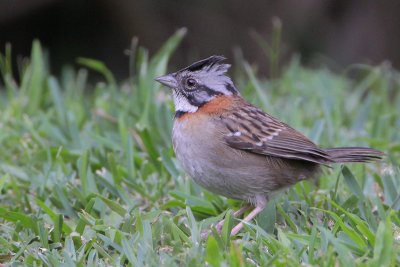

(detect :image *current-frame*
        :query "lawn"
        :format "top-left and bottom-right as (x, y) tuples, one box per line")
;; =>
(0, 29), (399, 266)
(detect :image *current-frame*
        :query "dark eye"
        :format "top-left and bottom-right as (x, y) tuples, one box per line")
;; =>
(185, 78), (197, 89)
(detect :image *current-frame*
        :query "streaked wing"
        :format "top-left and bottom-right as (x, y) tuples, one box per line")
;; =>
(222, 103), (333, 164)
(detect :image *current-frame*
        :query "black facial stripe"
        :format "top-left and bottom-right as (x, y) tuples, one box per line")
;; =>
(185, 85), (223, 107)
(225, 83), (238, 94)
(186, 94), (203, 107)
(197, 85), (223, 96)
(175, 110), (186, 118)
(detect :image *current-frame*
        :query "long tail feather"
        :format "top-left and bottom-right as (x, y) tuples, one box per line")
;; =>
(324, 147), (384, 163)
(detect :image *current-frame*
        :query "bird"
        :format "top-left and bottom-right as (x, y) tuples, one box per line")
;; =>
(155, 55), (383, 236)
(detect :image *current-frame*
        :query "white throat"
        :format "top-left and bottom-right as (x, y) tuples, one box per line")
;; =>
(173, 92), (198, 113)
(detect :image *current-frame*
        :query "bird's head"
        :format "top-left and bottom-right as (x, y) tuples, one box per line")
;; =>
(155, 55), (239, 114)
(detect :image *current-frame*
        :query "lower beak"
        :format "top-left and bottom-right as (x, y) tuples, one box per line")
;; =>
(155, 74), (177, 88)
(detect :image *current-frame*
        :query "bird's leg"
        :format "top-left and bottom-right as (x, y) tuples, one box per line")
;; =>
(230, 200), (266, 236)
(215, 204), (252, 232)
(200, 204), (252, 240)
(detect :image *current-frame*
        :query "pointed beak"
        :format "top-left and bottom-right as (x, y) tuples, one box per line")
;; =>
(155, 74), (177, 88)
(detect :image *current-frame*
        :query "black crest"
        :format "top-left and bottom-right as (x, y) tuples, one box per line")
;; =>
(179, 55), (226, 73)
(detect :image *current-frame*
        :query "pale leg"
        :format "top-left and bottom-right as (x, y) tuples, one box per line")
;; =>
(201, 204), (252, 239)
(215, 204), (252, 232)
(230, 201), (266, 236)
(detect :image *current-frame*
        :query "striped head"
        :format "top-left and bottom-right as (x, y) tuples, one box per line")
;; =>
(155, 56), (239, 114)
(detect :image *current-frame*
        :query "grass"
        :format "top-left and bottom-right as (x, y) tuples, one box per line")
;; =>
(0, 29), (399, 266)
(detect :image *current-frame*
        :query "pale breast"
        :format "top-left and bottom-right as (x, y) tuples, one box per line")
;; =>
(171, 96), (321, 203)
(172, 114), (284, 201)
(173, 111), (319, 202)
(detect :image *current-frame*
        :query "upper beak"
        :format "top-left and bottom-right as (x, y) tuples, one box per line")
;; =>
(155, 74), (177, 88)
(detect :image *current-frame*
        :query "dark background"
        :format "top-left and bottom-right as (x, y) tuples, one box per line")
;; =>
(1, 0), (400, 79)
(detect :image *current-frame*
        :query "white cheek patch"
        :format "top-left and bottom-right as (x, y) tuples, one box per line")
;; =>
(173, 92), (198, 113)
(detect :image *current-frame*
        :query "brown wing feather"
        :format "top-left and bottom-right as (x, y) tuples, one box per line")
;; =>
(222, 102), (334, 164)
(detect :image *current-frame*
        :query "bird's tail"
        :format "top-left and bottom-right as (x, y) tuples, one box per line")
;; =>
(324, 147), (384, 163)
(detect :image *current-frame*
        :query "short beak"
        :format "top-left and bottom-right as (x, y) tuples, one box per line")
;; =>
(155, 74), (177, 88)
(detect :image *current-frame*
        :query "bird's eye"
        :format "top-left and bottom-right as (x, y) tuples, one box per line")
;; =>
(185, 78), (197, 89)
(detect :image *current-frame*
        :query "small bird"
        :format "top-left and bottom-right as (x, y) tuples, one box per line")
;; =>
(155, 56), (383, 236)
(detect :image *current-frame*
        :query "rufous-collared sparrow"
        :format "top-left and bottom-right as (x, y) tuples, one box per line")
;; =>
(155, 56), (383, 236)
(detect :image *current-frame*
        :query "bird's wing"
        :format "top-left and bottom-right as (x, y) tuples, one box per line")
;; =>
(222, 103), (333, 164)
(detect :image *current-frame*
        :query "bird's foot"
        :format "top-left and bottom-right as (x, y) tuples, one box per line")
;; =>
(200, 204), (252, 239)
